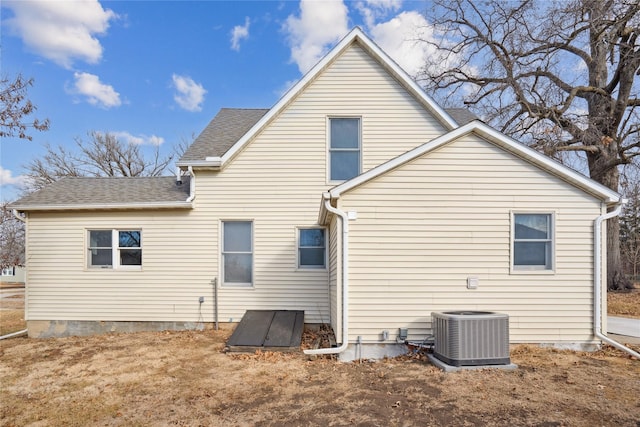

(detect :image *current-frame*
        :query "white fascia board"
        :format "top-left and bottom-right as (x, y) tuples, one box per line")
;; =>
(329, 121), (621, 203)
(473, 124), (621, 203)
(329, 123), (474, 198)
(353, 30), (458, 130)
(12, 201), (194, 212)
(176, 159), (221, 169)
(219, 27), (459, 168)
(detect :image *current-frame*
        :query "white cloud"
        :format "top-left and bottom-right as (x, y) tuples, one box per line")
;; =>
(171, 74), (206, 112)
(0, 167), (28, 189)
(368, 11), (453, 78)
(283, 0), (349, 74)
(356, 0), (402, 28)
(3, 0), (117, 68)
(111, 131), (165, 146)
(71, 72), (121, 108)
(230, 17), (250, 51)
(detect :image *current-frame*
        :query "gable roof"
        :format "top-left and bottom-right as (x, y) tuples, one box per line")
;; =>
(180, 108), (269, 162)
(180, 107), (477, 163)
(177, 27), (461, 169)
(323, 120), (621, 208)
(11, 176), (192, 211)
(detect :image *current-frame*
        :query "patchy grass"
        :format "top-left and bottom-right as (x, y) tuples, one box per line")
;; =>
(608, 282), (640, 319)
(1, 329), (639, 426)
(1, 289), (639, 425)
(0, 293), (26, 336)
(0, 310), (25, 336)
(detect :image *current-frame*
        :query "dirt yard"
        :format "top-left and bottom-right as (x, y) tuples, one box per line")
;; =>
(608, 282), (640, 319)
(1, 287), (639, 426)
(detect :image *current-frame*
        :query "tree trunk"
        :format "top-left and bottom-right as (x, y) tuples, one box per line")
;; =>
(588, 152), (633, 291)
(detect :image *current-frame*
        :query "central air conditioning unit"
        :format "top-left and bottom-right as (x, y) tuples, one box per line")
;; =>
(432, 311), (510, 366)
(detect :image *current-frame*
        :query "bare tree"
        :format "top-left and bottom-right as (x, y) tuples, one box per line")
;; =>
(25, 132), (174, 192)
(420, 0), (639, 290)
(0, 202), (25, 270)
(0, 74), (50, 141)
(621, 167), (640, 282)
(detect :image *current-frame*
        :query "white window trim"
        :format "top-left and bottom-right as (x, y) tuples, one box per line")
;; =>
(510, 211), (556, 275)
(327, 116), (362, 184)
(1, 266), (15, 276)
(296, 226), (328, 270)
(86, 229), (142, 270)
(220, 220), (254, 288)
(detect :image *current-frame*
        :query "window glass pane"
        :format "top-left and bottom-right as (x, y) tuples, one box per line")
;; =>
(330, 118), (359, 148)
(119, 231), (141, 248)
(120, 249), (142, 266)
(514, 242), (549, 266)
(515, 214), (549, 239)
(223, 222), (252, 252)
(90, 248), (112, 266)
(300, 229), (325, 247)
(300, 248), (325, 267)
(90, 230), (111, 247)
(331, 151), (360, 181)
(224, 254), (252, 283)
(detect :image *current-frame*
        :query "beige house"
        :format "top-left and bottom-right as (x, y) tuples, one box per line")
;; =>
(12, 28), (624, 360)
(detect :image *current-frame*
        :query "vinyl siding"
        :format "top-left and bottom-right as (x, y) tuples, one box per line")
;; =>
(25, 41), (450, 325)
(338, 134), (603, 344)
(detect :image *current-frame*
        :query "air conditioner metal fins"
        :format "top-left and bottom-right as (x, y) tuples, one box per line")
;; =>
(432, 311), (511, 367)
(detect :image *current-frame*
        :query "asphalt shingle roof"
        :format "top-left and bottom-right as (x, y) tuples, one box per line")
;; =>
(14, 106), (478, 210)
(179, 108), (269, 162)
(445, 108), (479, 126)
(11, 176), (191, 209)
(179, 107), (478, 162)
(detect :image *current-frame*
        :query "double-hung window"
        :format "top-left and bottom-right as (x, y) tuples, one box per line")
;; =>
(329, 117), (361, 181)
(298, 228), (326, 269)
(512, 213), (554, 271)
(88, 229), (142, 269)
(222, 221), (253, 286)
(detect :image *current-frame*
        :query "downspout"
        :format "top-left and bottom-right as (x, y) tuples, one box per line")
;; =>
(304, 195), (350, 355)
(186, 166), (196, 202)
(12, 209), (25, 223)
(594, 200), (640, 359)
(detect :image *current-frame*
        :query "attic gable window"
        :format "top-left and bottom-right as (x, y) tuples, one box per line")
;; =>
(88, 230), (142, 269)
(329, 117), (361, 181)
(512, 213), (554, 272)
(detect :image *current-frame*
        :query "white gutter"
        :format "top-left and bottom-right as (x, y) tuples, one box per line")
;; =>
(175, 158), (221, 169)
(9, 202), (193, 211)
(594, 200), (640, 359)
(12, 209), (26, 223)
(186, 166), (196, 202)
(304, 194), (350, 355)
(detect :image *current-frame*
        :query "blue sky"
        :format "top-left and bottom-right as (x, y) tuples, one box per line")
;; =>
(1, 0), (444, 201)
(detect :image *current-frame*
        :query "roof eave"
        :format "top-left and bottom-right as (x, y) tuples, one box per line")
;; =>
(329, 121), (622, 204)
(176, 158), (222, 170)
(217, 27), (459, 169)
(12, 201), (194, 212)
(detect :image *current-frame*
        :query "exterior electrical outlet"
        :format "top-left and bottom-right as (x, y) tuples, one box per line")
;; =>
(198, 296), (204, 303)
